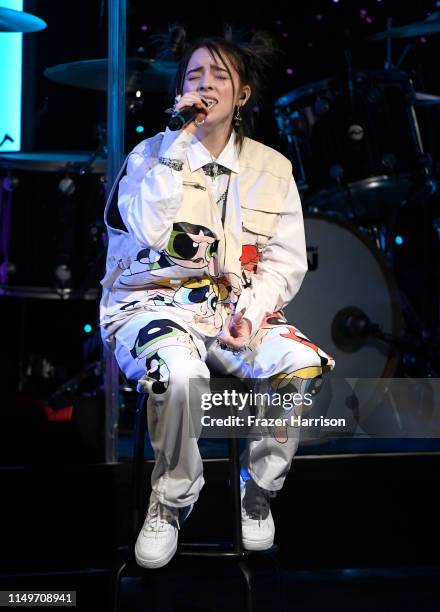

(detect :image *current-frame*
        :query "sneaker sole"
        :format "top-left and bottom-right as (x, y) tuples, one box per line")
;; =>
(242, 534), (274, 551)
(135, 536), (178, 569)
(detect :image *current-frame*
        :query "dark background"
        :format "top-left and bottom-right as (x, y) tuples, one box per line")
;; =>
(1, 0), (439, 451)
(30, 0), (440, 157)
(0, 4), (439, 606)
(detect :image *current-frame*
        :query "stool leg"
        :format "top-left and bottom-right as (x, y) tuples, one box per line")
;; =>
(237, 559), (254, 612)
(269, 551), (282, 612)
(229, 434), (244, 553)
(132, 393), (149, 540)
(112, 560), (127, 612)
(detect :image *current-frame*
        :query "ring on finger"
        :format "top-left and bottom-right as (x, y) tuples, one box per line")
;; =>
(194, 117), (205, 127)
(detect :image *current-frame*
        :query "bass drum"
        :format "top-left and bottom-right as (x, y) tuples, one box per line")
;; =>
(283, 215), (402, 380)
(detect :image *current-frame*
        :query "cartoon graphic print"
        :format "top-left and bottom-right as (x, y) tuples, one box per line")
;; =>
(167, 222), (218, 271)
(173, 273), (241, 330)
(144, 352), (170, 395)
(244, 311), (335, 444)
(118, 222), (219, 288)
(267, 371), (321, 444)
(249, 311), (335, 373)
(130, 318), (201, 394)
(240, 244), (261, 288)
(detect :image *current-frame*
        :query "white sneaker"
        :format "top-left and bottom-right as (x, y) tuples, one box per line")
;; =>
(240, 473), (277, 551)
(135, 491), (193, 569)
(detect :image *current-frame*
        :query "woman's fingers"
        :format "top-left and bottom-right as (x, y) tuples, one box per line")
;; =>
(175, 93), (210, 116)
(229, 310), (248, 338)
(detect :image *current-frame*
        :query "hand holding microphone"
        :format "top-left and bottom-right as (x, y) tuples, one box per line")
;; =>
(168, 92), (215, 132)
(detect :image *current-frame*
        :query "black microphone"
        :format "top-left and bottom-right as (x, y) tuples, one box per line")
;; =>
(167, 98), (214, 131)
(168, 106), (198, 131)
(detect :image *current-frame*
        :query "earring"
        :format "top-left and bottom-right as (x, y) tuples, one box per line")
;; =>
(233, 105), (242, 130)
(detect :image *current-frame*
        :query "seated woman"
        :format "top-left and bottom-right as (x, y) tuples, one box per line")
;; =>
(100, 25), (335, 569)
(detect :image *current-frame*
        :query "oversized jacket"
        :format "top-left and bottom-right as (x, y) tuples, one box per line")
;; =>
(99, 130), (308, 347)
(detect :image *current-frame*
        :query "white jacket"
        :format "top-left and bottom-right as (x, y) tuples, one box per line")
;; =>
(99, 128), (308, 345)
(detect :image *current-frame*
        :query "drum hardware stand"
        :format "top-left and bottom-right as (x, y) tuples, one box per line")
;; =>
(395, 41), (417, 70)
(384, 18), (393, 70)
(49, 360), (104, 408)
(79, 124), (108, 176)
(364, 223), (392, 257)
(377, 324), (439, 378)
(401, 171), (439, 332)
(401, 173), (438, 210)
(329, 166), (358, 222)
(342, 48), (363, 223)
(274, 111), (308, 190)
(0, 173), (18, 286)
(344, 48), (355, 108)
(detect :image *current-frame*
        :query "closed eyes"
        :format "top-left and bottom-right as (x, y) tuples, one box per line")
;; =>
(187, 75), (228, 81)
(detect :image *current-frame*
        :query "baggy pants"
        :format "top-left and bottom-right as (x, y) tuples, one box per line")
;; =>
(113, 309), (334, 508)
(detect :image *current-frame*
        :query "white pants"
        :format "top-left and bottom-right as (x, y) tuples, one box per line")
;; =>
(113, 310), (334, 508)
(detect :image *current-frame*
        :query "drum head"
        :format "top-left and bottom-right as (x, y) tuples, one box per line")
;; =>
(283, 215), (402, 379)
(306, 175), (412, 223)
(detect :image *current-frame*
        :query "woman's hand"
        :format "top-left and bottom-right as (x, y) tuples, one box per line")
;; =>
(173, 92), (214, 134)
(218, 309), (252, 349)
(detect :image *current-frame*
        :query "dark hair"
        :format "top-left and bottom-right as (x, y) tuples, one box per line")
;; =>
(152, 24), (282, 154)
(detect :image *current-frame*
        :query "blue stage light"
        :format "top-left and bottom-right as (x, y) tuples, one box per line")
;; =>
(0, 0), (23, 152)
(395, 235), (404, 245)
(240, 467), (251, 483)
(83, 324), (92, 333)
(136, 125), (145, 133)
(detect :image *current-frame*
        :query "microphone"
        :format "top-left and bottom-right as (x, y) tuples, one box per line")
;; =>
(167, 98), (215, 131)
(168, 106), (198, 131)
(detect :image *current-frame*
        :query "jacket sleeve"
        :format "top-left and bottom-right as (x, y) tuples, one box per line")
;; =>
(117, 128), (194, 251)
(235, 176), (308, 333)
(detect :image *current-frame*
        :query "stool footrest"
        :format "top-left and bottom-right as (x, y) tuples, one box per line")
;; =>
(178, 541), (250, 558)
(177, 541), (279, 557)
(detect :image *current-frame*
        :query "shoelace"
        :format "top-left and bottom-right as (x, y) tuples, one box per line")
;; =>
(144, 499), (179, 535)
(243, 481), (277, 525)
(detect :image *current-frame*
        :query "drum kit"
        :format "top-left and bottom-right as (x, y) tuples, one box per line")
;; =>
(0, 7), (439, 396)
(278, 14), (440, 381)
(0, 7), (177, 302)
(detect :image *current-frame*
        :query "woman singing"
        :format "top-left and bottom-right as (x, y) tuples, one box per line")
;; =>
(100, 25), (335, 569)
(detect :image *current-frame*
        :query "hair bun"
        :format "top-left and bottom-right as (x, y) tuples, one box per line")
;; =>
(148, 23), (189, 61)
(167, 23), (188, 59)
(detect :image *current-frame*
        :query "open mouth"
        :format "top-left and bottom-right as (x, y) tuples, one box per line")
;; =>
(203, 98), (218, 109)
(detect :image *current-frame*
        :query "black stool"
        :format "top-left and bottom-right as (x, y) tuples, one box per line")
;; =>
(113, 389), (281, 611)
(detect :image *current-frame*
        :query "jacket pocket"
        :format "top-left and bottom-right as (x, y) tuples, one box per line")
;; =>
(241, 210), (282, 247)
(241, 193), (284, 240)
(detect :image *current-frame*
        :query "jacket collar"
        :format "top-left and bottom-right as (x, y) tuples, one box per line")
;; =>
(187, 130), (240, 174)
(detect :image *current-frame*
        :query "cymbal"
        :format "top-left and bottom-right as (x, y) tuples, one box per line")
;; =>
(368, 12), (440, 41)
(0, 151), (106, 174)
(44, 58), (177, 93)
(0, 7), (46, 32)
(415, 92), (440, 107)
